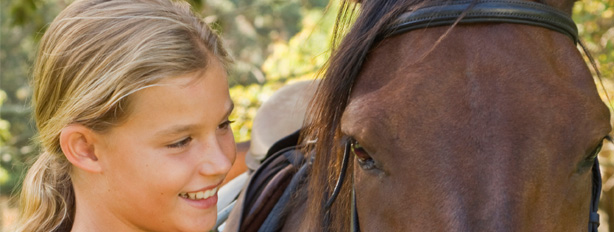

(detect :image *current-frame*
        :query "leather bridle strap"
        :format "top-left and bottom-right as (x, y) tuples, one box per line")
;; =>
(325, 141), (352, 209)
(351, 175), (360, 232)
(324, 139), (359, 231)
(590, 157), (602, 232)
(388, 0), (579, 44)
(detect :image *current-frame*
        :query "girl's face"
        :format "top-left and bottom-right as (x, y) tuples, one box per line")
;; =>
(94, 60), (235, 231)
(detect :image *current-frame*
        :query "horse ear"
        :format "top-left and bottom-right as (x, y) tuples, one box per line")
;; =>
(59, 124), (102, 173)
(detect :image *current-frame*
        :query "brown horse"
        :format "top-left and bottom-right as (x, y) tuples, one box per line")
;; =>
(223, 0), (612, 231)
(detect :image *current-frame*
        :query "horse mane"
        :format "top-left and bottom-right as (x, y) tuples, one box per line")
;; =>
(301, 0), (432, 230)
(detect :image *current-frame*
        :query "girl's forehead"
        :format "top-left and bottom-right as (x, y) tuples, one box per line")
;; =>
(127, 67), (228, 117)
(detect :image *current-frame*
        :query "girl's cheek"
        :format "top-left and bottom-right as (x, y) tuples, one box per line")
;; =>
(221, 133), (237, 163)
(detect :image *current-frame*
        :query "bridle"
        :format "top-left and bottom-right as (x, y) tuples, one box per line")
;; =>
(324, 1), (603, 231)
(389, 0), (578, 42)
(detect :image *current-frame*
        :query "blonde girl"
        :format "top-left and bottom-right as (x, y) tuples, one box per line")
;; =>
(14, 0), (236, 231)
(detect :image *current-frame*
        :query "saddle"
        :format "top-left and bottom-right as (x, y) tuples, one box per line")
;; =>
(224, 130), (310, 232)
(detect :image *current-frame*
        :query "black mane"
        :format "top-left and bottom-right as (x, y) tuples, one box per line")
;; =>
(303, 0), (437, 230)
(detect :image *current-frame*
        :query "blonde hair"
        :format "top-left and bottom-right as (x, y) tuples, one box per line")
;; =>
(14, 0), (229, 231)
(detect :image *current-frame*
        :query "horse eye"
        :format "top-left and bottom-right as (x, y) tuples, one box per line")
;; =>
(578, 141), (605, 173)
(351, 140), (376, 170)
(586, 142), (603, 161)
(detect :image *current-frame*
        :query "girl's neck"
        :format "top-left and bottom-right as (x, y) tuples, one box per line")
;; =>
(71, 181), (139, 231)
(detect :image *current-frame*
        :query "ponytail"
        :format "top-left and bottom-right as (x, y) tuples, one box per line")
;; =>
(14, 152), (74, 232)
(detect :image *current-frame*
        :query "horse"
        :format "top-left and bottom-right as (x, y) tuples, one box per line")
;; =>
(222, 0), (612, 231)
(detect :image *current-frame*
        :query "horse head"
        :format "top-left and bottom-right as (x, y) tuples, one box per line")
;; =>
(304, 0), (611, 231)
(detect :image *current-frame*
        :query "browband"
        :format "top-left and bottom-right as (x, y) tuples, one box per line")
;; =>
(389, 0), (578, 44)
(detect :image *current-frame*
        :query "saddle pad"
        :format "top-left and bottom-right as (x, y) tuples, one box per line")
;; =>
(238, 130), (306, 232)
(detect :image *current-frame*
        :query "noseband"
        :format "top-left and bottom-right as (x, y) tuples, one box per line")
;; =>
(324, 1), (602, 231)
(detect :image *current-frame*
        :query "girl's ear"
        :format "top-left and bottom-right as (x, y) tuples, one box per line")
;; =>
(60, 124), (102, 173)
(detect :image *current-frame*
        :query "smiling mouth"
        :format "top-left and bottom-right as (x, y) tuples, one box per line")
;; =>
(178, 187), (218, 200)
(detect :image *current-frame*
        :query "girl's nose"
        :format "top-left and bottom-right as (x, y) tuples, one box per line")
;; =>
(198, 140), (234, 176)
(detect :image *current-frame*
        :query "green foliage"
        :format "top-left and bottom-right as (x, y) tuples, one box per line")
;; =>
(0, 167), (9, 186)
(262, 7), (335, 81)
(1, 0), (43, 195)
(574, 0), (614, 78)
(229, 82), (284, 141)
(0, 90), (12, 186)
(0, 90), (11, 146)
(573, 0), (614, 107)
(229, 3), (337, 142)
(199, 0), (310, 84)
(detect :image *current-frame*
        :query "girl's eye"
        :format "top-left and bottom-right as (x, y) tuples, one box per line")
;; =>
(167, 137), (192, 149)
(218, 120), (235, 130)
(351, 140), (376, 170)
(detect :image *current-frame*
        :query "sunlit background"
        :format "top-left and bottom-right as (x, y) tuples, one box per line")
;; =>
(1, 0), (613, 230)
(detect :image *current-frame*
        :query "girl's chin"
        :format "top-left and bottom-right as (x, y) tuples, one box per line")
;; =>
(175, 207), (218, 231)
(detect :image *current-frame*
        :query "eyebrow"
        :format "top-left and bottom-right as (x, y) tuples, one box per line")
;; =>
(155, 101), (235, 137)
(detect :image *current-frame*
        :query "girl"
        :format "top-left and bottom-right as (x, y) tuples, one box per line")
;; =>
(14, 0), (236, 231)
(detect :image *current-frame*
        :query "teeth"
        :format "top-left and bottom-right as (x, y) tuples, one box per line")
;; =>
(179, 187), (218, 200)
